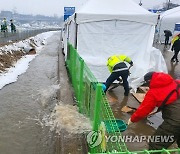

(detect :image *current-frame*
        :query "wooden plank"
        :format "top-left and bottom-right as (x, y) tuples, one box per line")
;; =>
(121, 106), (136, 113)
(139, 86), (149, 93)
(122, 105), (158, 116)
(132, 93), (146, 103)
(131, 92), (158, 116)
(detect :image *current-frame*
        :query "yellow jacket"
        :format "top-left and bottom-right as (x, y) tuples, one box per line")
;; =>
(172, 35), (180, 44)
(107, 55), (133, 73)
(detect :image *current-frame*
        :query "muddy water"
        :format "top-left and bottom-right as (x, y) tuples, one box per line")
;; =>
(107, 44), (180, 151)
(0, 32), (60, 154)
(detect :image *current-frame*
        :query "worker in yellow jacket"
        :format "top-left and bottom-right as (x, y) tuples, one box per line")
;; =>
(103, 55), (133, 96)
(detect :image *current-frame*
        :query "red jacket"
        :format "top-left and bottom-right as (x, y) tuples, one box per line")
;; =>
(131, 72), (180, 123)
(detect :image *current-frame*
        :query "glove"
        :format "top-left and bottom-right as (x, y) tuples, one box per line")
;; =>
(127, 118), (133, 125)
(102, 84), (107, 91)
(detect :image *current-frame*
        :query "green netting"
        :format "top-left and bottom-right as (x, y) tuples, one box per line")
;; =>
(88, 148), (180, 154)
(65, 43), (180, 154)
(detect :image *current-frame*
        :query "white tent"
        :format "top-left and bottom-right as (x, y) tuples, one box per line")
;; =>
(63, 0), (167, 91)
(157, 6), (180, 43)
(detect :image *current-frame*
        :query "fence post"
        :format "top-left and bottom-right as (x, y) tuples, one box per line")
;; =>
(78, 58), (84, 113)
(69, 44), (74, 75)
(66, 43), (70, 68)
(71, 48), (77, 91)
(93, 83), (102, 131)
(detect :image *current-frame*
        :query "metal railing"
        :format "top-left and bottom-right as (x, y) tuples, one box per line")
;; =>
(0, 28), (61, 45)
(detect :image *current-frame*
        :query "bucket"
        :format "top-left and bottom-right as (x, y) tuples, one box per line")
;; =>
(104, 119), (127, 133)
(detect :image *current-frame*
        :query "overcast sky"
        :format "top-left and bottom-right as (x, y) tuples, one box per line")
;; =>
(0, 0), (180, 17)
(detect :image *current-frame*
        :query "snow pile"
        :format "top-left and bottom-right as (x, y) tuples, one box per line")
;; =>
(0, 31), (55, 54)
(0, 31), (57, 90)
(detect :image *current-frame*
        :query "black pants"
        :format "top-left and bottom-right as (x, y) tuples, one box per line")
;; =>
(104, 70), (129, 95)
(149, 121), (180, 151)
(171, 49), (180, 62)
(165, 37), (169, 45)
(149, 100), (180, 152)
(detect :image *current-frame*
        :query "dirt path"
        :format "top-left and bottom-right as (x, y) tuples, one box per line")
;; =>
(0, 51), (24, 73)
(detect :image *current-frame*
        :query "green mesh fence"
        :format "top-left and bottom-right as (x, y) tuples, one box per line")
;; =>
(89, 149), (180, 154)
(89, 148), (180, 154)
(65, 43), (180, 154)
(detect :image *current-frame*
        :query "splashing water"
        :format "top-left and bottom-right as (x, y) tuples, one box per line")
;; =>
(22, 84), (92, 136)
(43, 101), (92, 134)
(36, 85), (60, 107)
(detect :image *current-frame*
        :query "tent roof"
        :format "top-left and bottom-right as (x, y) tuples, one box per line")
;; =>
(160, 6), (180, 19)
(75, 0), (158, 25)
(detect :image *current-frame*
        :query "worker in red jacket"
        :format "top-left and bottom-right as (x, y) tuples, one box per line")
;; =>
(128, 72), (180, 150)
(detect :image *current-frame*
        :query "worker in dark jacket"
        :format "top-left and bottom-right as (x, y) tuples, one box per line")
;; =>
(164, 30), (172, 46)
(171, 35), (180, 63)
(10, 19), (16, 33)
(128, 72), (180, 150)
(103, 55), (133, 96)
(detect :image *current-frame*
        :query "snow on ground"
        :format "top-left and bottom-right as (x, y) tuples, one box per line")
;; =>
(0, 31), (55, 54)
(0, 55), (35, 89)
(0, 31), (58, 90)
